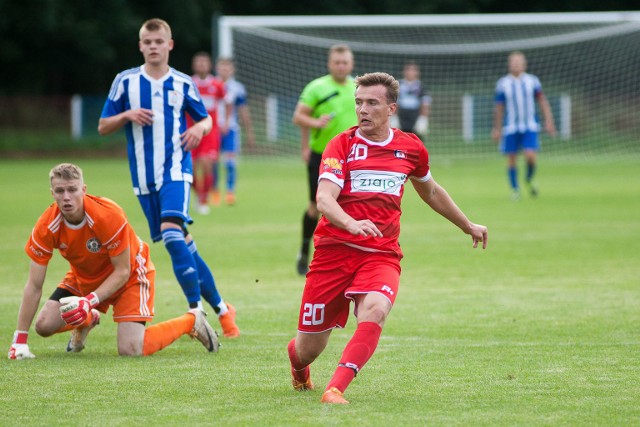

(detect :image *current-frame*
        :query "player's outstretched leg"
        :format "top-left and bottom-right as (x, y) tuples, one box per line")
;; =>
(141, 309), (219, 355)
(67, 309), (101, 353)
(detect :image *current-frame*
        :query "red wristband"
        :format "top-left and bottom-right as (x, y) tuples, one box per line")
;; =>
(13, 331), (28, 345)
(86, 292), (100, 308)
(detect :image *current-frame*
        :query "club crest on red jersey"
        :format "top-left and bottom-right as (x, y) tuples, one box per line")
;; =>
(394, 150), (407, 159)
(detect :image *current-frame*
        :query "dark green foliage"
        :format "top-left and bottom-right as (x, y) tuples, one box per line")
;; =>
(0, 0), (638, 95)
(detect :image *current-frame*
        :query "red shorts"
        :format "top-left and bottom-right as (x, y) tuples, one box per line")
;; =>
(192, 126), (220, 161)
(297, 244), (401, 333)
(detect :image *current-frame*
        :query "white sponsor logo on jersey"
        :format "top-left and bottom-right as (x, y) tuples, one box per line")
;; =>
(350, 170), (407, 196)
(29, 245), (44, 257)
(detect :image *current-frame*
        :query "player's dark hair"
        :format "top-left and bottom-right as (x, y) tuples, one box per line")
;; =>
(328, 44), (352, 58)
(193, 51), (211, 60)
(355, 72), (399, 104)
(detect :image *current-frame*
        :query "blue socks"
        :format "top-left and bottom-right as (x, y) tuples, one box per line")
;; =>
(188, 240), (223, 313)
(526, 162), (536, 183)
(508, 166), (518, 191)
(212, 162), (219, 193)
(212, 156), (237, 194)
(226, 158), (236, 193)
(162, 229), (200, 307)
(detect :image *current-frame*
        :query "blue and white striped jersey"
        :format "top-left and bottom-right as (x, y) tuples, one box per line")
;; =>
(101, 66), (209, 195)
(217, 78), (247, 131)
(494, 72), (543, 135)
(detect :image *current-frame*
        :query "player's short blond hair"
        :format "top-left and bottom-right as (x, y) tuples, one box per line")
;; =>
(49, 163), (83, 185)
(139, 18), (172, 40)
(355, 72), (400, 104)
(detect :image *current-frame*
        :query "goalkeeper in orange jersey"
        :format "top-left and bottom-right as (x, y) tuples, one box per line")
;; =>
(8, 163), (219, 360)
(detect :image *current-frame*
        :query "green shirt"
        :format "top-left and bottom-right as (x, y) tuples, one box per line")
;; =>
(298, 74), (357, 153)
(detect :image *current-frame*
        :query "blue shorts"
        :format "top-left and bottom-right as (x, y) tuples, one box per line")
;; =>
(137, 181), (193, 242)
(221, 129), (240, 153)
(500, 131), (539, 154)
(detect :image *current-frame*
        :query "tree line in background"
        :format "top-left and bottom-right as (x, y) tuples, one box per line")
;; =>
(0, 0), (638, 96)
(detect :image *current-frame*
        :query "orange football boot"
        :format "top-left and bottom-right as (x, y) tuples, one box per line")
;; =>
(320, 387), (349, 404)
(219, 303), (240, 338)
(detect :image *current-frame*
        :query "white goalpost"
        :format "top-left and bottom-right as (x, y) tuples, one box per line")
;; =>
(216, 12), (640, 159)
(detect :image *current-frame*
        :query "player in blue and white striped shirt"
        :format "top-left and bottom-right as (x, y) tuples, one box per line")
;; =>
(99, 18), (239, 338)
(492, 51), (556, 199)
(213, 57), (256, 206)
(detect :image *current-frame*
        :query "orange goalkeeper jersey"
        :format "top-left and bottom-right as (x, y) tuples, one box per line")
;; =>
(25, 194), (152, 296)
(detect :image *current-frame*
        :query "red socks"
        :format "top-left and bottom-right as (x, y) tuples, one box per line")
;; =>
(288, 338), (310, 383)
(327, 321), (382, 393)
(193, 172), (213, 204)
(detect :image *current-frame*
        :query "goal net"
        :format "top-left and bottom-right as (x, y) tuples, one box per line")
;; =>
(217, 12), (640, 160)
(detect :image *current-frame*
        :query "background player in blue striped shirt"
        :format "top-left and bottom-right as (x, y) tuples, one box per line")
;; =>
(213, 57), (256, 206)
(492, 51), (556, 199)
(98, 18), (239, 338)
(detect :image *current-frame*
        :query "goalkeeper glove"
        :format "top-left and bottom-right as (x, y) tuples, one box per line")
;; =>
(8, 331), (36, 360)
(60, 292), (99, 326)
(414, 115), (429, 135)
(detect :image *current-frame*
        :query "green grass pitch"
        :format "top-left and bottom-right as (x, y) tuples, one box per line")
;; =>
(0, 155), (638, 426)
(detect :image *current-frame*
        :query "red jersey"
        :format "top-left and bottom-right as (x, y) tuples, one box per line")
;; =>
(314, 126), (431, 257)
(189, 74), (226, 158)
(190, 74), (225, 126)
(25, 194), (153, 297)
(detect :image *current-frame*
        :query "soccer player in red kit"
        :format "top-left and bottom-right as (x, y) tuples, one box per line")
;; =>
(287, 72), (488, 404)
(189, 52), (230, 214)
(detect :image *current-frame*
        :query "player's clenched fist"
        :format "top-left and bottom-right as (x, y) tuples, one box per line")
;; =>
(59, 292), (99, 326)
